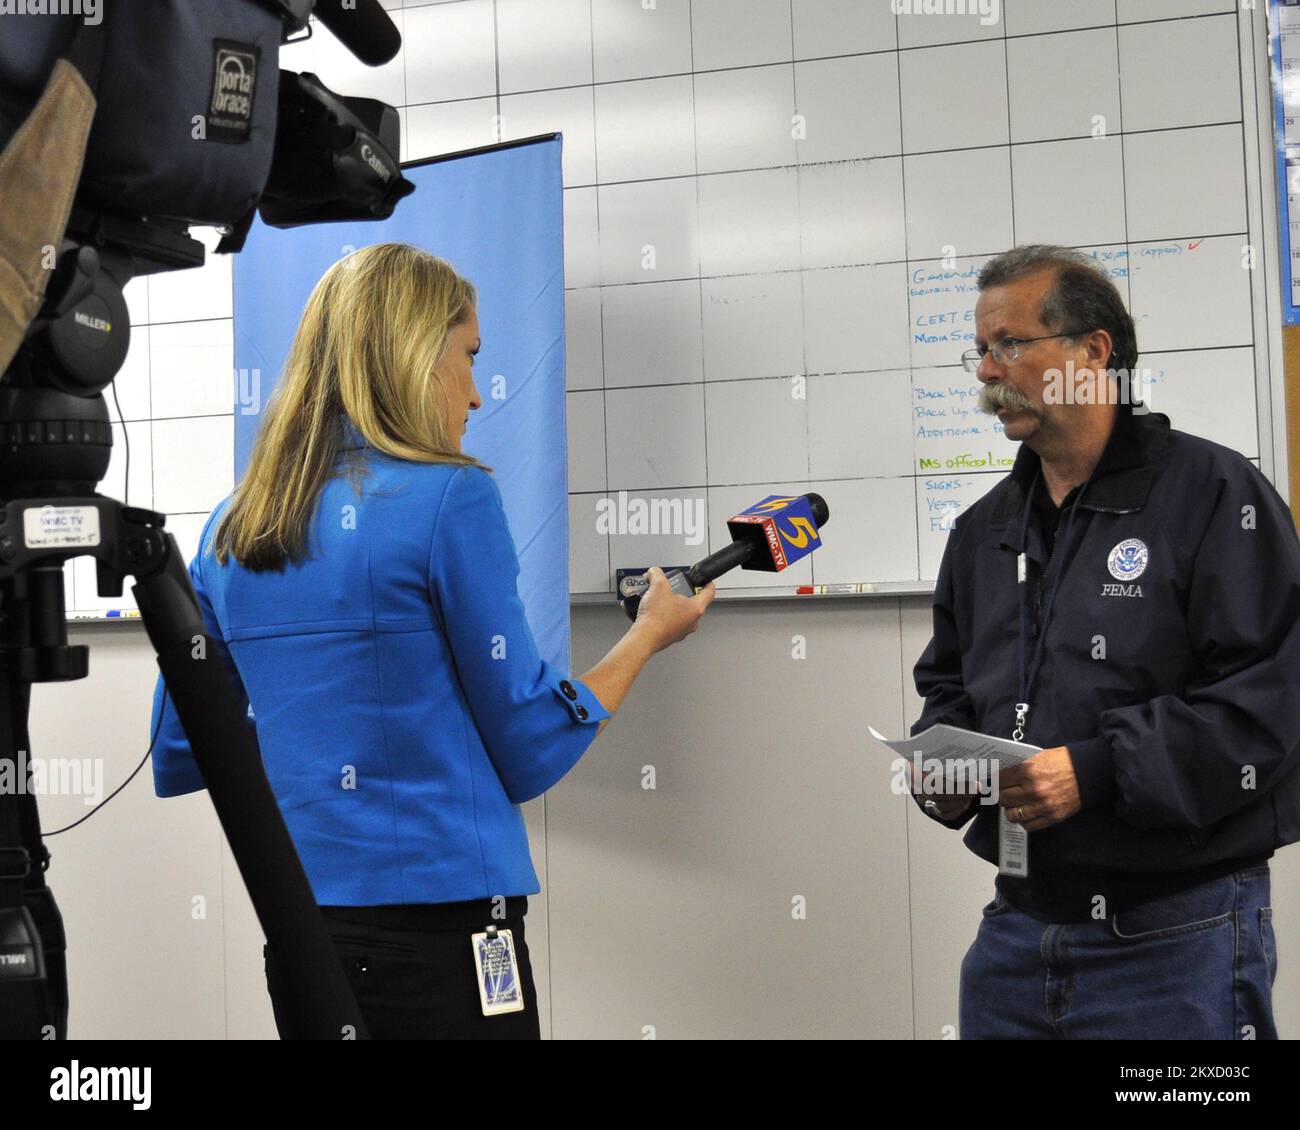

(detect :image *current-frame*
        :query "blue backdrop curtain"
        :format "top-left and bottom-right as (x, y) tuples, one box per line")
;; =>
(232, 135), (571, 665)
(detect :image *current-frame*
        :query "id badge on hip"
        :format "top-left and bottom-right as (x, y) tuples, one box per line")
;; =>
(471, 926), (525, 1016)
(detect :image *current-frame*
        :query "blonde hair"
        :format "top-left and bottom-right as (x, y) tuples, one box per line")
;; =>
(214, 242), (487, 570)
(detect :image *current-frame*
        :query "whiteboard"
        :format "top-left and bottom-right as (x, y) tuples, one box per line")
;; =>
(557, 0), (1291, 598)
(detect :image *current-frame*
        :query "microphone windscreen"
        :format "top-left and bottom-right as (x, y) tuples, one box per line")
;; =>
(806, 493), (829, 529)
(313, 0), (402, 66)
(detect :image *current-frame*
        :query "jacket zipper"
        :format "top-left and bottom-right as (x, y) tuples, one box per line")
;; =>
(1031, 514), (1062, 639)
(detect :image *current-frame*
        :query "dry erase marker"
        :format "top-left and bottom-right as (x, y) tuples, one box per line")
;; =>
(796, 584), (868, 595)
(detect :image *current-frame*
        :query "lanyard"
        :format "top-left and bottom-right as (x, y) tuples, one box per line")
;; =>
(1013, 470), (1094, 742)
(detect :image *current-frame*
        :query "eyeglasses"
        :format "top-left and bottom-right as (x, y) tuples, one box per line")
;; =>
(960, 331), (1089, 373)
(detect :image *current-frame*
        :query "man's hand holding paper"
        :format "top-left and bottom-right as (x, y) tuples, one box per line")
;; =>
(997, 746), (1082, 832)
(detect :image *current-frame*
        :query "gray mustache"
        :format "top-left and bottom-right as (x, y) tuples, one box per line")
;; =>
(977, 381), (1035, 416)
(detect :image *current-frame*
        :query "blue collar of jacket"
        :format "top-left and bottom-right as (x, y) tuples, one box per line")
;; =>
(988, 406), (1172, 530)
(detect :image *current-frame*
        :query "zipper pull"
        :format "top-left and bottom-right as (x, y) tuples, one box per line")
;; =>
(1017, 552), (1027, 584)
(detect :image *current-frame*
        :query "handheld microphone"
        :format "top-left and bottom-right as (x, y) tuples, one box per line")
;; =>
(312, 0), (403, 66)
(619, 493), (829, 621)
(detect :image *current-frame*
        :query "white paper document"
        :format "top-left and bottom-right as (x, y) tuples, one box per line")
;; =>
(870, 723), (1041, 877)
(869, 722), (1040, 766)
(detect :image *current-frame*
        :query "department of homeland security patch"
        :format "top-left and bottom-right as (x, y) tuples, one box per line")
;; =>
(1107, 538), (1149, 582)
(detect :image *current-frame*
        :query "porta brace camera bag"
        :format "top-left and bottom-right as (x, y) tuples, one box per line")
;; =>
(0, 0), (284, 227)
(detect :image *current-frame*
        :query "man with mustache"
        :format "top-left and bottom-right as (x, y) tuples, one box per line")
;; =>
(910, 244), (1300, 1039)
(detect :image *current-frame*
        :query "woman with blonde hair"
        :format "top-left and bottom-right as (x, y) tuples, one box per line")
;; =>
(149, 241), (713, 1039)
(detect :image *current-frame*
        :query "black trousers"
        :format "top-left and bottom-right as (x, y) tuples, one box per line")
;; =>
(264, 896), (540, 1040)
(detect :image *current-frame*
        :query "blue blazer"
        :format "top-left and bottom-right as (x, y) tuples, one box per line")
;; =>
(150, 423), (609, 905)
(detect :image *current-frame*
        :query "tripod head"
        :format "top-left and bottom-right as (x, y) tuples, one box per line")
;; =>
(1, 211), (203, 501)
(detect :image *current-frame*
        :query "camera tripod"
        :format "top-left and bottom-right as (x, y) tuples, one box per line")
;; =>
(0, 221), (367, 1039)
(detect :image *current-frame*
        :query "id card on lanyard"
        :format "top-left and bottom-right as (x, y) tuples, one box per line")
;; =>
(1007, 471), (1092, 878)
(999, 807), (1029, 877)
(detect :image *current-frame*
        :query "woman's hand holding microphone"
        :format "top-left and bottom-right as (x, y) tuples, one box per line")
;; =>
(578, 567), (715, 727)
(629, 566), (715, 651)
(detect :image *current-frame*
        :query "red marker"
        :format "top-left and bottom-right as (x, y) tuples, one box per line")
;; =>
(796, 583), (868, 595)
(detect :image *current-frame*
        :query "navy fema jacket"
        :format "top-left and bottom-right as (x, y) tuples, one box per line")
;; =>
(913, 408), (1300, 917)
(150, 420), (609, 906)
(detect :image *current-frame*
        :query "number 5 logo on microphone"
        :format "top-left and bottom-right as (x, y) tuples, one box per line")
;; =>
(750, 496), (799, 514)
(778, 516), (820, 549)
(728, 494), (828, 571)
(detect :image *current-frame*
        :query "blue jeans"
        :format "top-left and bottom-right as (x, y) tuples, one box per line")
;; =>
(959, 865), (1278, 1039)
